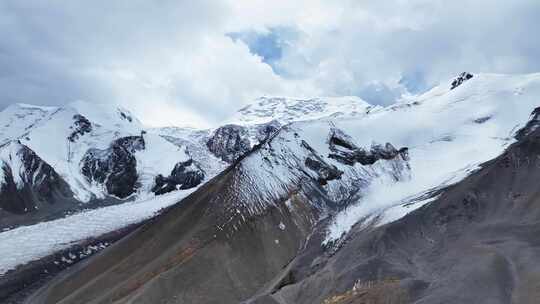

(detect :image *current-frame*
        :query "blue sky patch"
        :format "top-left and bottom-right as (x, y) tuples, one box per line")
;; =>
(228, 27), (298, 75)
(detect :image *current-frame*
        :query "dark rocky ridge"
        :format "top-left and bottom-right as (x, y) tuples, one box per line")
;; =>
(255, 120), (281, 143)
(328, 128), (408, 167)
(152, 159), (205, 195)
(67, 114), (92, 142)
(0, 142), (74, 216)
(515, 106), (540, 140)
(118, 110), (133, 122)
(80, 135), (145, 198)
(451, 72), (474, 90)
(302, 140), (343, 185)
(206, 124), (251, 163)
(205, 121), (280, 165)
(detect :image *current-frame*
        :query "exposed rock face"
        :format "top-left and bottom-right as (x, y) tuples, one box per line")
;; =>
(67, 114), (92, 142)
(117, 110), (133, 122)
(206, 124), (250, 163)
(305, 157), (342, 185)
(255, 120), (280, 143)
(450, 72), (474, 90)
(152, 159), (205, 195)
(328, 128), (408, 166)
(80, 136), (145, 198)
(302, 140), (343, 185)
(112, 135), (145, 152)
(0, 142), (73, 214)
(515, 106), (540, 140)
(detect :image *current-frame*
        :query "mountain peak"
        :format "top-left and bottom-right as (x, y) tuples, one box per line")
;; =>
(231, 95), (373, 125)
(66, 100), (142, 130)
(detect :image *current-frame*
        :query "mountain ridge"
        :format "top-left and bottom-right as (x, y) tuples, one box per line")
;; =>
(2, 72), (540, 303)
(11, 72), (540, 303)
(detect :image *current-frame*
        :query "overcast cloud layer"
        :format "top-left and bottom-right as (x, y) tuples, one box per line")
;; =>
(1, 0), (539, 127)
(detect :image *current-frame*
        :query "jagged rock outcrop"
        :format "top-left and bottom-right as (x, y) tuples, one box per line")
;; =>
(301, 140), (343, 185)
(80, 136), (145, 198)
(515, 106), (540, 140)
(117, 110), (133, 122)
(451, 72), (474, 90)
(0, 142), (73, 214)
(305, 157), (342, 185)
(255, 120), (280, 143)
(67, 114), (92, 142)
(328, 128), (408, 166)
(206, 124), (250, 163)
(152, 159), (205, 195)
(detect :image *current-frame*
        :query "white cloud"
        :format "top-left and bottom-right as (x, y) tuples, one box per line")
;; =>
(1, 0), (539, 127)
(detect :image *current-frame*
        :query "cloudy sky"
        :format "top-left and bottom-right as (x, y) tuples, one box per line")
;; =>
(1, 0), (539, 127)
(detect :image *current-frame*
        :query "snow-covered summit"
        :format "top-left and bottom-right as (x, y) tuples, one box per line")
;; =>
(67, 100), (142, 132)
(230, 96), (374, 125)
(0, 101), (142, 145)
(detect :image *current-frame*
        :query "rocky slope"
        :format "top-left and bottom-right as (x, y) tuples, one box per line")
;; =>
(0, 91), (375, 281)
(253, 107), (540, 304)
(23, 119), (409, 304)
(20, 73), (540, 304)
(0, 141), (74, 216)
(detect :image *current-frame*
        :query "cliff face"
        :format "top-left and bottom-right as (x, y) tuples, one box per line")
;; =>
(0, 141), (74, 215)
(206, 124), (251, 163)
(80, 136), (145, 199)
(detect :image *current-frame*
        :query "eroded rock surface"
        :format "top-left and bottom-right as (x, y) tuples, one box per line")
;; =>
(328, 128), (408, 166)
(152, 159), (205, 195)
(207, 124), (250, 163)
(80, 136), (145, 198)
(450, 72), (474, 90)
(67, 114), (92, 142)
(0, 142), (73, 215)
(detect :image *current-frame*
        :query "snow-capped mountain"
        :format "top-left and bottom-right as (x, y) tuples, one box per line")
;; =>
(4, 72), (540, 304)
(232, 95), (373, 125)
(0, 101), (147, 201)
(0, 101), (204, 227)
(0, 94), (343, 228)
